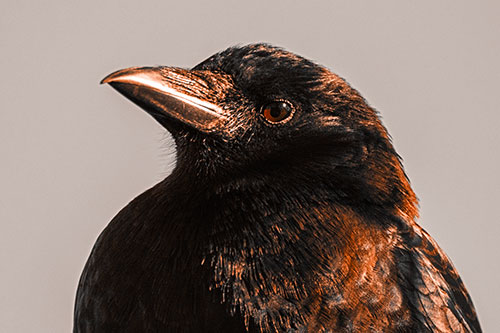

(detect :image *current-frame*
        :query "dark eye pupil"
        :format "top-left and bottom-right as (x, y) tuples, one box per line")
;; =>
(270, 105), (283, 118)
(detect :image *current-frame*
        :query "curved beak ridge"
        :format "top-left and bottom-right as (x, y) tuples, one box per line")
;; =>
(101, 66), (227, 132)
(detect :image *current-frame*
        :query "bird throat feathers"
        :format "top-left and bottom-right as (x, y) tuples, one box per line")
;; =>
(153, 144), (418, 330)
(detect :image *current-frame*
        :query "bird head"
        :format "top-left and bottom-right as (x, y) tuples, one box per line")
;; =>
(102, 44), (418, 220)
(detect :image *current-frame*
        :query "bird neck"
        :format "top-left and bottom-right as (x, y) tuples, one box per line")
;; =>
(195, 177), (404, 330)
(154, 167), (415, 330)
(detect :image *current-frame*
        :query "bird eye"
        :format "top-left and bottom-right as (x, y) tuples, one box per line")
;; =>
(261, 101), (294, 124)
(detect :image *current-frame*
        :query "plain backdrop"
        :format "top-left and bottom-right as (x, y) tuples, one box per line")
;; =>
(1, 1), (499, 332)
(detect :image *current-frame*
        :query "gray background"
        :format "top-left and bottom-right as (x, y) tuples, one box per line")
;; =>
(1, 1), (498, 331)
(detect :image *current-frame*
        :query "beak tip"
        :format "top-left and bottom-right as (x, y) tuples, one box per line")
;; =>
(101, 72), (120, 85)
(101, 66), (147, 85)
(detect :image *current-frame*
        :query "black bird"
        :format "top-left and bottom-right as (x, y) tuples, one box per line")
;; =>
(74, 44), (481, 332)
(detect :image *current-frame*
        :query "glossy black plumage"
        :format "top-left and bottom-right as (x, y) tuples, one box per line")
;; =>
(74, 44), (481, 332)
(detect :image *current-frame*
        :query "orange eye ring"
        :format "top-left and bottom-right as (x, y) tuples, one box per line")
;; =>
(261, 101), (294, 124)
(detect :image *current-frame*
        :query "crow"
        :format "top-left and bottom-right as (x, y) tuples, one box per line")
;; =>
(74, 44), (481, 332)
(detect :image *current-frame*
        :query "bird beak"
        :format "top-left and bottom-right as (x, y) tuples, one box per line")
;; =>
(101, 66), (228, 133)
